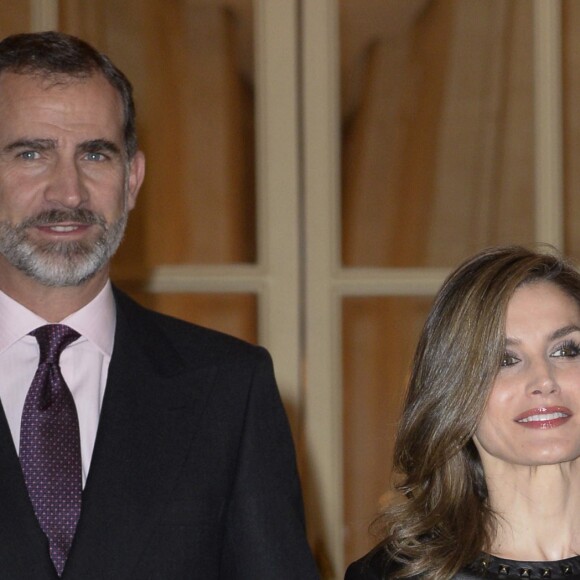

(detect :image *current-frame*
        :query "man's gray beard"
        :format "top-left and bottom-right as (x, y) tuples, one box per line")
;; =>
(0, 208), (128, 287)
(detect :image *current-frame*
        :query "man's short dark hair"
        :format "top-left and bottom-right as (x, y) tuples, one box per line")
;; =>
(0, 31), (137, 158)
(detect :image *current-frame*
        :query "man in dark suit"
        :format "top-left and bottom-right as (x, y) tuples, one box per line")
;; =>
(0, 31), (318, 579)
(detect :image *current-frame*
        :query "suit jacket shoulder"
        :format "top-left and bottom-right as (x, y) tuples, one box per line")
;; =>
(112, 285), (270, 369)
(63, 287), (319, 579)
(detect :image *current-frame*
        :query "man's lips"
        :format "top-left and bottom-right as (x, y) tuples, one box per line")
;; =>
(514, 406), (572, 429)
(34, 223), (95, 234)
(23, 209), (104, 233)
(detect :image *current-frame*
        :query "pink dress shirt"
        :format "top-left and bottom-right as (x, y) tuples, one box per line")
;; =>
(0, 281), (116, 486)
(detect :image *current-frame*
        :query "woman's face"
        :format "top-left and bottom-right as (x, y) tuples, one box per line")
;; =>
(474, 281), (580, 467)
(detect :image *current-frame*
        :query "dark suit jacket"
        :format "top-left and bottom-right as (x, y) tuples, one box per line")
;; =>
(0, 289), (319, 579)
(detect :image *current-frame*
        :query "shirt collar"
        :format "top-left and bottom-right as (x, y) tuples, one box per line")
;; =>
(0, 281), (116, 357)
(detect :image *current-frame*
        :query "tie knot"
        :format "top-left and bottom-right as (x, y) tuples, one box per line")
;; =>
(30, 325), (80, 365)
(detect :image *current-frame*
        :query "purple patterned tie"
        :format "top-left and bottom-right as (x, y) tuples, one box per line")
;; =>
(19, 325), (81, 576)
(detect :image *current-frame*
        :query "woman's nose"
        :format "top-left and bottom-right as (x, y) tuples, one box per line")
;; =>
(526, 359), (559, 396)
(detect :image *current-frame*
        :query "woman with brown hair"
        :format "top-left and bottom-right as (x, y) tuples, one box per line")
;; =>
(345, 246), (580, 580)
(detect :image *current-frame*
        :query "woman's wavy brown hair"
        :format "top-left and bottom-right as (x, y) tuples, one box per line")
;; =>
(371, 246), (580, 580)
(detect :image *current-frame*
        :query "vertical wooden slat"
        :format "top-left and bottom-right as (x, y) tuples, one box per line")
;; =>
(30, 0), (58, 31)
(303, 0), (343, 575)
(533, 0), (563, 248)
(254, 0), (302, 418)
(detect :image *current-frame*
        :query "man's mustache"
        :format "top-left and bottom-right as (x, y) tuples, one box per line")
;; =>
(20, 209), (107, 229)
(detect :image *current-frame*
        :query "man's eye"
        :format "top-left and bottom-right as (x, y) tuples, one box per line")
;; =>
(18, 151), (40, 160)
(500, 352), (520, 367)
(552, 340), (580, 358)
(85, 152), (106, 162)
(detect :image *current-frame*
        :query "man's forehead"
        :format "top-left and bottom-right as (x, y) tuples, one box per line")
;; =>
(0, 72), (125, 149)
(0, 71), (123, 116)
(0, 70), (120, 105)
(2, 67), (91, 85)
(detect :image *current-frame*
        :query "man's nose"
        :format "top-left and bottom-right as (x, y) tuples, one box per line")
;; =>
(44, 158), (88, 208)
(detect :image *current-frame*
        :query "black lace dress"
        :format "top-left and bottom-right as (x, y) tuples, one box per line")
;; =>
(345, 551), (580, 580)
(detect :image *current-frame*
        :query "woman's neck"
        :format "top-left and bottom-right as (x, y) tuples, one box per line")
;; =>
(485, 460), (580, 561)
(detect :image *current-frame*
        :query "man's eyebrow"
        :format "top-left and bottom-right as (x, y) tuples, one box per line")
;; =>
(77, 139), (122, 156)
(3, 138), (56, 153)
(1, 138), (123, 157)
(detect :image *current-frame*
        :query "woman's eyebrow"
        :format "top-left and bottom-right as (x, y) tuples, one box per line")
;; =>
(505, 325), (580, 346)
(550, 325), (580, 341)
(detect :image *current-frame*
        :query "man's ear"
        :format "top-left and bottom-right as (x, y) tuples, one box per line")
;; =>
(126, 150), (145, 210)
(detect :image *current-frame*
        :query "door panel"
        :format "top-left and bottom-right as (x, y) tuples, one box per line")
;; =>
(341, 0), (535, 269)
(125, 290), (257, 342)
(60, 0), (257, 343)
(563, 0), (580, 259)
(343, 296), (432, 563)
(0, 3), (30, 36)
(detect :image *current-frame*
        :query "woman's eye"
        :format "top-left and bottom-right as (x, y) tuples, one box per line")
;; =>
(552, 341), (580, 358)
(500, 352), (520, 367)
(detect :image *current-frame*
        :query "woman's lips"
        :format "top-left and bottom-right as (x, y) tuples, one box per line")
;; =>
(514, 406), (572, 429)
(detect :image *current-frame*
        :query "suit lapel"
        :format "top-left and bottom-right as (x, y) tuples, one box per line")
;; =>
(64, 293), (216, 578)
